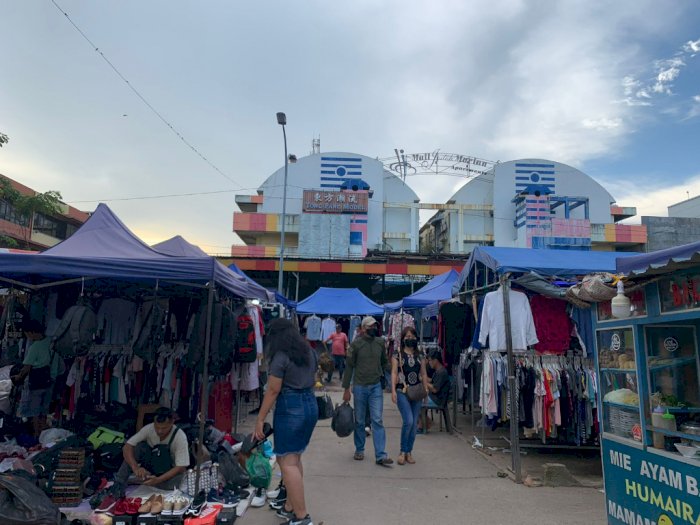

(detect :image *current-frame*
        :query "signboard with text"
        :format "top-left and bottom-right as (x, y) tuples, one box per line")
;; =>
(602, 437), (700, 525)
(302, 190), (368, 214)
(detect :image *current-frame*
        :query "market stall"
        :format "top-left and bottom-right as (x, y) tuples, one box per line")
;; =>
(456, 246), (639, 483)
(0, 205), (270, 523)
(596, 240), (700, 525)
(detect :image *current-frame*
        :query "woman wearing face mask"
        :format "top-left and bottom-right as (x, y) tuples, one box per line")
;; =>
(391, 326), (429, 465)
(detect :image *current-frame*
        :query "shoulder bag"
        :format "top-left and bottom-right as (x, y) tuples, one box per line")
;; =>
(398, 350), (427, 402)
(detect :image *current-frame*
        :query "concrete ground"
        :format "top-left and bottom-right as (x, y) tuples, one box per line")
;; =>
(235, 384), (607, 525)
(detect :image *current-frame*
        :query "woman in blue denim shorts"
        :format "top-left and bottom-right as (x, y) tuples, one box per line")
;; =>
(255, 319), (319, 525)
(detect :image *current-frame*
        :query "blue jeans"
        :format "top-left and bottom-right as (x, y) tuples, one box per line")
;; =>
(327, 355), (346, 382)
(353, 382), (387, 460)
(396, 391), (422, 454)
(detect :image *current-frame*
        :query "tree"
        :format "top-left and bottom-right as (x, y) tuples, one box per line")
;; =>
(0, 176), (63, 249)
(0, 132), (8, 148)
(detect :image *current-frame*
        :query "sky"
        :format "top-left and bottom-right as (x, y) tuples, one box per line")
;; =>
(1, 1), (699, 254)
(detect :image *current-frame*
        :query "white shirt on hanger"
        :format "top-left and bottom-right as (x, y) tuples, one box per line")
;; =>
(321, 317), (336, 341)
(478, 288), (538, 352)
(304, 315), (322, 341)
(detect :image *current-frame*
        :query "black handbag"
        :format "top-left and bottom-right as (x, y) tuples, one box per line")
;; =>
(316, 393), (333, 420)
(0, 473), (60, 525)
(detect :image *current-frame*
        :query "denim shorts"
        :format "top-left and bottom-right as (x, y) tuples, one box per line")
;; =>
(19, 385), (52, 418)
(273, 388), (319, 456)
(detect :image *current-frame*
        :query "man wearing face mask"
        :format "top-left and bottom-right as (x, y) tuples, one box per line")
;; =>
(342, 317), (393, 467)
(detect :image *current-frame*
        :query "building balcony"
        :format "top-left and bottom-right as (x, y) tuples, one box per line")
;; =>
(610, 205), (637, 222)
(235, 194), (264, 213)
(233, 212), (300, 234)
(591, 223), (647, 245)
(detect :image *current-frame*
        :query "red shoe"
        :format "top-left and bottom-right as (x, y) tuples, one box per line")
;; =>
(126, 498), (142, 515)
(113, 498), (127, 515)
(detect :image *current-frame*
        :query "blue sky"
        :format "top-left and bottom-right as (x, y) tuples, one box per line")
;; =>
(0, 1), (699, 253)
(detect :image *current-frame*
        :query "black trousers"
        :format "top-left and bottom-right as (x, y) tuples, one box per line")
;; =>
(114, 442), (183, 490)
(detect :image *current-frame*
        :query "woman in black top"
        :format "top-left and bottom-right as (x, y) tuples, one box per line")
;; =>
(255, 319), (318, 525)
(391, 326), (429, 465)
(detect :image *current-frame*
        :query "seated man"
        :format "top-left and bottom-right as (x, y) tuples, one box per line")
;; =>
(419, 351), (451, 432)
(426, 350), (450, 408)
(115, 407), (189, 490)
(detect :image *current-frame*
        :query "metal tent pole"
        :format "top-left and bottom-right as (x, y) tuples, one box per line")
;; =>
(195, 275), (216, 494)
(500, 274), (521, 483)
(234, 364), (242, 434)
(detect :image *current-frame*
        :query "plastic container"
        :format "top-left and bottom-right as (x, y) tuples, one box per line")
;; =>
(652, 410), (677, 449)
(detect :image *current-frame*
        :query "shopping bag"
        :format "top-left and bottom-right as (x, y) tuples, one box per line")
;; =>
(246, 451), (272, 489)
(331, 402), (354, 438)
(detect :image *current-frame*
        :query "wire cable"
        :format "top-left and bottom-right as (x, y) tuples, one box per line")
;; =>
(49, 0), (243, 189)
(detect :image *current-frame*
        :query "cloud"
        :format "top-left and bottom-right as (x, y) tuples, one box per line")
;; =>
(623, 40), (699, 105)
(605, 174), (700, 220)
(684, 38), (700, 55)
(686, 94), (700, 120)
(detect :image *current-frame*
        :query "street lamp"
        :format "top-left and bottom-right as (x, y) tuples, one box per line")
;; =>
(276, 112), (289, 295)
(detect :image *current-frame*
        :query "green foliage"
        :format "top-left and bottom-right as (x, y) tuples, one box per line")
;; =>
(0, 236), (19, 249)
(0, 132), (8, 148)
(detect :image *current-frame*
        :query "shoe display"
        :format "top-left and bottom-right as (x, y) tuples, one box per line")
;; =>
(138, 494), (156, 514)
(250, 486), (266, 507)
(162, 496), (174, 515)
(222, 489), (240, 508)
(150, 494), (164, 514)
(185, 490), (207, 517)
(267, 481), (284, 499)
(95, 494), (117, 513)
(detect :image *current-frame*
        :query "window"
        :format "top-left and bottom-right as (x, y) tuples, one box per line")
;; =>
(658, 273), (700, 313)
(0, 199), (29, 227)
(644, 324), (700, 453)
(33, 213), (69, 239)
(598, 328), (642, 441)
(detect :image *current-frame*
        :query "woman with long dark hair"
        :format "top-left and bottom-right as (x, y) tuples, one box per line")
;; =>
(255, 318), (318, 525)
(390, 326), (429, 465)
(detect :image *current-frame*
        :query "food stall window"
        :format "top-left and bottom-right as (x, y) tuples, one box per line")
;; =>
(659, 273), (700, 314)
(598, 328), (642, 441)
(644, 324), (700, 458)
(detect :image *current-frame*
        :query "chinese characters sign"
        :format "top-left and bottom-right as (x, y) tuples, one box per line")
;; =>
(302, 190), (368, 213)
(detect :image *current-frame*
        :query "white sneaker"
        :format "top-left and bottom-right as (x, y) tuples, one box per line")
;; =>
(236, 489), (254, 517)
(267, 481), (284, 499)
(250, 487), (266, 508)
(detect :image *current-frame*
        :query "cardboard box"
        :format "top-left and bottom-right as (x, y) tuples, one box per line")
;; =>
(184, 504), (222, 525)
(113, 516), (136, 525)
(136, 515), (159, 525)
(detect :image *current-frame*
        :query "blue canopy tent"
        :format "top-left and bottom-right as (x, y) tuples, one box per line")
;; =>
(616, 239), (700, 277)
(296, 287), (383, 316)
(385, 270), (460, 311)
(453, 245), (640, 483)
(227, 263), (292, 307)
(0, 204), (262, 481)
(0, 204), (269, 301)
(151, 235), (274, 302)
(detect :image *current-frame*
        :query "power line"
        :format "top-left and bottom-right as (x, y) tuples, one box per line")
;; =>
(49, 0), (243, 189)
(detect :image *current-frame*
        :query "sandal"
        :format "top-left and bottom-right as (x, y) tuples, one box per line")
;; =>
(353, 452), (364, 461)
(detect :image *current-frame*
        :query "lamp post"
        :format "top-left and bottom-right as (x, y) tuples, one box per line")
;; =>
(276, 112), (289, 295)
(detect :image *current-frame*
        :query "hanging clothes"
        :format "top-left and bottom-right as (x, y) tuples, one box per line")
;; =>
(478, 288), (538, 352)
(320, 316), (336, 341)
(438, 301), (472, 367)
(388, 311), (415, 343)
(304, 314), (322, 341)
(530, 296), (571, 355)
(348, 316), (361, 342)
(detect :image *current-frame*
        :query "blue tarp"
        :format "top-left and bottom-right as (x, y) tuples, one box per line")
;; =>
(455, 246), (640, 293)
(616, 239), (700, 277)
(0, 204), (268, 300)
(296, 287), (383, 315)
(385, 270), (460, 310)
(152, 236), (274, 301)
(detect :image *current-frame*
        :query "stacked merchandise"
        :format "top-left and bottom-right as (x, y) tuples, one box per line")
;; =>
(48, 448), (85, 507)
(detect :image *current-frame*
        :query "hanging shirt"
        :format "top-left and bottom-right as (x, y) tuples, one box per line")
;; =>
(304, 316), (322, 341)
(478, 289), (538, 352)
(348, 316), (361, 342)
(321, 317), (337, 341)
(97, 298), (137, 345)
(530, 296), (571, 355)
(390, 312), (415, 343)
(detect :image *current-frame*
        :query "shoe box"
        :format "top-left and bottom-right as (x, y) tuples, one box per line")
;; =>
(157, 515), (185, 525)
(184, 504), (223, 525)
(137, 516), (160, 525)
(215, 508), (237, 524)
(114, 517), (138, 525)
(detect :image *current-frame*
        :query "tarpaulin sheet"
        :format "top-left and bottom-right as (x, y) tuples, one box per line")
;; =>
(296, 287), (383, 315)
(385, 270), (459, 310)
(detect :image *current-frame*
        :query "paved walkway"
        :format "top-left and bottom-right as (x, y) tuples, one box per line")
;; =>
(236, 389), (606, 525)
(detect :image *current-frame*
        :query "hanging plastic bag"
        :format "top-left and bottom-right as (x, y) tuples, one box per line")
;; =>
(331, 402), (354, 438)
(246, 451), (272, 489)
